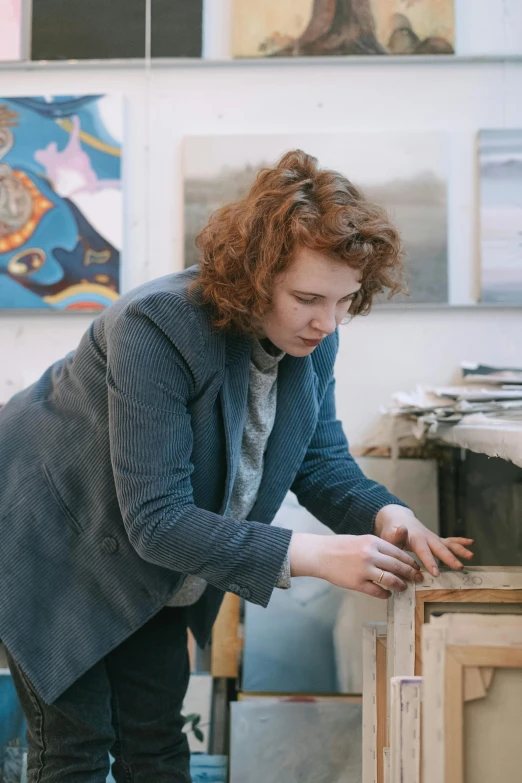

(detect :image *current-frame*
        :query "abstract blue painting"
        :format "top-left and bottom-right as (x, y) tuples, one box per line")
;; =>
(0, 95), (122, 311)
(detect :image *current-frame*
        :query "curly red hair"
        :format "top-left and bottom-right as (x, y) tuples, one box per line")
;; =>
(191, 149), (406, 332)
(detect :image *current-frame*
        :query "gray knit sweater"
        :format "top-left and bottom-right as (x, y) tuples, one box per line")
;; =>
(167, 338), (291, 607)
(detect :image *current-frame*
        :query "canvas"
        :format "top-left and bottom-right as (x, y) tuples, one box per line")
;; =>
(190, 755), (228, 783)
(183, 133), (448, 303)
(151, 0), (203, 57)
(479, 129), (522, 305)
(232, 0), (454, 58)
(31, 0), (202, 60)
(0, 95), (122, 311)
(0, 0), (22, 61)
(0, 668), (27, 783)
(230, 701), (362, 782)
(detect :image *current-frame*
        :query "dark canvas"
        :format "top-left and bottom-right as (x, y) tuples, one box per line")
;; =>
(152, 0), (203, 57)
(31, 0), (202, 60)
(31, 0), (146, 59)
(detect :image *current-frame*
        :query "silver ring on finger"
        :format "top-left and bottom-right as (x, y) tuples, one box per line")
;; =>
(377, 569), (385, 584)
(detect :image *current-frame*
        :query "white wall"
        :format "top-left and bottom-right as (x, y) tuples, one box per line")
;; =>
(1, 0), (522, 445)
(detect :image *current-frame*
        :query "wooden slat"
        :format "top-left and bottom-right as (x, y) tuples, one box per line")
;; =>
(444, 648), (464, 783)
(211, 593), (243, 678)
(376, 637), (387, 783)
(414, 589), (522, 674)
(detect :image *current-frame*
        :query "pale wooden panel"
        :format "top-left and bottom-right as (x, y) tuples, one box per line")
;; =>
(464, 667), (522, 783)
(415, 589), (522, 674)
(211, 593), (242, 678)
(376, 637), (387, 783)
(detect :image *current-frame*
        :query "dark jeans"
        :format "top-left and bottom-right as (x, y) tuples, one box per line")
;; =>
(6, 607), (192, 782)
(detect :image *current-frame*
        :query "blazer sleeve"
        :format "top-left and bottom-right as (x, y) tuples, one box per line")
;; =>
(106, 300), (291, 607)
(290, 338), (409, 536)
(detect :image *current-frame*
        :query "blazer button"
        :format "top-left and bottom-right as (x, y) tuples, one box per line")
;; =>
(228, 584), (240, 595)
(239, 588), (251, 600)
(102, 536), (119, 554)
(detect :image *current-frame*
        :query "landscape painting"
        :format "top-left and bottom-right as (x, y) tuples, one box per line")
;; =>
(0, 95), (122, 310)
(479, 129), (522, 305)
(232, 0), (454, 58)
(0, 0), (22, 61)
(183, 132), (448, 303)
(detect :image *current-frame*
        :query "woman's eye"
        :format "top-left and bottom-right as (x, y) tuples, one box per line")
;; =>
(296, 296), (316, 305)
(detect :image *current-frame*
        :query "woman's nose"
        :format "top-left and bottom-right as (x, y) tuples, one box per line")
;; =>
(310, 312), (337, 335)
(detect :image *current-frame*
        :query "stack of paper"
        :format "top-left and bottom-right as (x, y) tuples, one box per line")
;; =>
(386, 363), (522, 432)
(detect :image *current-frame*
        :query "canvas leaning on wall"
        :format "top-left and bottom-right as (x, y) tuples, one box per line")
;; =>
(183, 132), (448, 304)
(479, 129), (522, 305)
(0, 95), (122, 311)
(232, 0), (455, 58)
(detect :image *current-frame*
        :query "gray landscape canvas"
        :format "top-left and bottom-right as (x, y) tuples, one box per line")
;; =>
(479, 129), (522, 304)
(230, 701), (362, 783)
(183, 133), (448, 303)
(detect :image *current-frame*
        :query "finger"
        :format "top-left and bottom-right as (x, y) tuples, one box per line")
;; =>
(445, 537), (474, 545)
(362, 581), (392, 600)
(444, 541), (474, 559)
(430, 537), (465, 570)
(371, 567), (408, 593)
(383, 525), (409, 550)
(375, 553), (421, 584)
(377, 540), (420, 570)
(409, 539), (440, 577)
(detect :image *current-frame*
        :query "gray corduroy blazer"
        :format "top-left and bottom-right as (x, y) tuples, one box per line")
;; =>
(0, 267), (405, 704)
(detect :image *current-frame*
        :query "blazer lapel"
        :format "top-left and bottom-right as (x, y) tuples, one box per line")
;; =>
(219, 334), (251, 514)
(249, 354), (319, 522)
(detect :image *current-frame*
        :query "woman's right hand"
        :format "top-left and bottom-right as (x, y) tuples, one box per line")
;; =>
(288, 532), (422, 598)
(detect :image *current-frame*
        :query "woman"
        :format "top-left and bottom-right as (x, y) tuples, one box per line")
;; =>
(0, 150), (473, 781)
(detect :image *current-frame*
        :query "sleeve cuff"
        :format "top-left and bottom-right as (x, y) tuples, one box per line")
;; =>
(275, 551), (292, 589)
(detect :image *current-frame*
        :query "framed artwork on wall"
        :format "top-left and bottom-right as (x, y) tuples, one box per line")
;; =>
(0, 0), (22, 61)
(232, 0), (455, 58)
(183, 132), (448, 304)
(479, 129), (522, 305)
(0, 95), (122, 311)
(31, 0), (203, 60)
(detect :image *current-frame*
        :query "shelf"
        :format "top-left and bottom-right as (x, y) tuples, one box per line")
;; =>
(0, 53), (521, 72)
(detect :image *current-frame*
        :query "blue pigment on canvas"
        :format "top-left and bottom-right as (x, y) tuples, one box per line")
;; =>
(0, 95), (122, 310)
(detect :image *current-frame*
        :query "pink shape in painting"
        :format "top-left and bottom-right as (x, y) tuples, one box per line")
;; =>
(34, 115), (121, 198)
(0, 0), (22, 61)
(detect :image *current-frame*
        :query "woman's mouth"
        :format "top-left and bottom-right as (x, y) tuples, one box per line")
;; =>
(300, 337), (322, 347)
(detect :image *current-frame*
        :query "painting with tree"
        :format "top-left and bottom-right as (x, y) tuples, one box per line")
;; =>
(232, 0), (454, 57)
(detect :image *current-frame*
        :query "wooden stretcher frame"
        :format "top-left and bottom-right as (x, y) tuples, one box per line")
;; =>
(362, 622), (387, 783)
(389, 676), (422, 783)
(211, 593), (243, 678)
(387, 567), (522, 680)
(421, 616), (522, 783)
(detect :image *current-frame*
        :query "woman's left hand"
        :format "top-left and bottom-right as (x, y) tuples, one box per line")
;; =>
(374, 504), (474, 578)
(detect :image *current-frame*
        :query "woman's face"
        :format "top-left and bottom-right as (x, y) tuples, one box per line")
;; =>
(259, 247), (362, 357)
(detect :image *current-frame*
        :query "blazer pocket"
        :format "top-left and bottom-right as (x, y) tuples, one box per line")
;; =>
(41, 464), (83, 535)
